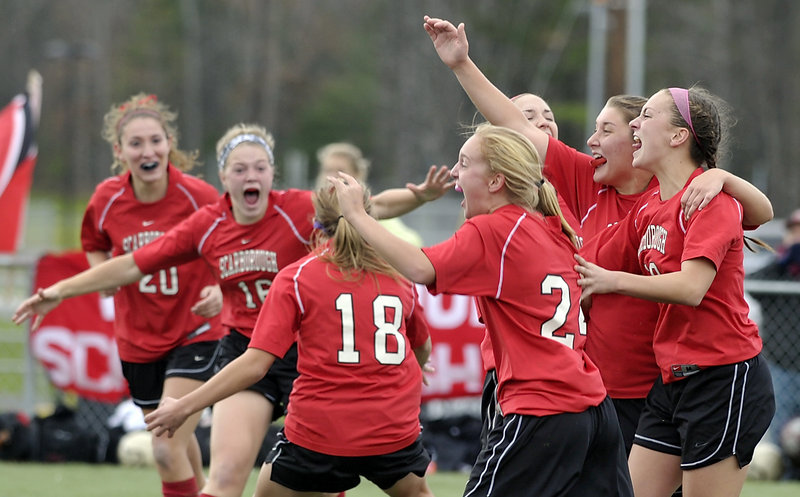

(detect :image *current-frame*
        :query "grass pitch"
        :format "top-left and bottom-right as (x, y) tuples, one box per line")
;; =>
(1, 462), (799, 496)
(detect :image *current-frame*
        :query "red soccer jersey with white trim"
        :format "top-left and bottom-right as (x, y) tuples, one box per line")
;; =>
(133, 189), (314, 337)
(588, 168), (762, 384)
(546, 136), (661, 397)
(248, 250), (429, 456)
(422, 204), (607, 416)
(80, 166), (225, 362)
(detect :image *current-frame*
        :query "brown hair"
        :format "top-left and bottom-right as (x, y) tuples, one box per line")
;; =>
(101, 93), (199, 173)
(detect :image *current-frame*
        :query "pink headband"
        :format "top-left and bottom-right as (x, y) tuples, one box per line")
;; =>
(668, 87), (699, 145)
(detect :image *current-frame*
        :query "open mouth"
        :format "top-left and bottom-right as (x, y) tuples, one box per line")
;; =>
(632, 135), (642, 152)
(243, 188), (260, 206)
(141, 161), (158, 171)
(454, 184), (463, 193)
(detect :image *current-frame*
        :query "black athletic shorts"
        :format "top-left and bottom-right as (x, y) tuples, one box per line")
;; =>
(466, 396), (633, 497)
(634, 354), (775, 469)
(479, 369), (499, 451)
(267, 430), (430, 493)
(215, 329), (299, 421)
(121, 339), (220, 409)
(611, 397), (647, 456)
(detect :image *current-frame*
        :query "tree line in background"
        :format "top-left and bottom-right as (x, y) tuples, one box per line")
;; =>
(1, 0), (798, 217)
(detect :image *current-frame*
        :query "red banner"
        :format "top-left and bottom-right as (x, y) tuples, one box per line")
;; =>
(26, 254), (483, 404)
(29, 251), (128, 403)
(416, 286), (485, 402)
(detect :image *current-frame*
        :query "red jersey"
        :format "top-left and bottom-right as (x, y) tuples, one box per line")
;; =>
(422, 204), (607, 416)
(479, 191), (583, 373)
(586, 168), (762, 384)
(80, 166), (225, 362)
(248, 250), (429, 456)
(133, 189), (314, 337)
(546, 136), (660, 397)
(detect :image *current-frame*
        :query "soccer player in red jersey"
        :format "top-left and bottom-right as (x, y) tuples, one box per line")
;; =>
(423, 16), (774, 458)
(15, 122), (450, 497)
(79, 93), (225, 497)
(145, 183), (434, 497)
(575, 87), (775, 497)
(332, 123), (634, 496)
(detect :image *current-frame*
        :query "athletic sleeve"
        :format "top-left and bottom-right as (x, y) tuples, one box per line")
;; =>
(248, 267), (301, 358)
(132, 210), (205, 274)
(543, 136), (597, 220)
(422, 221), (497, 297)
(80, 191), (112, 253)
(682, 194), (741, 270)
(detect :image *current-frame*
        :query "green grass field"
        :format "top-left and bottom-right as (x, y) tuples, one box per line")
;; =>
(0, 462), (799, 497)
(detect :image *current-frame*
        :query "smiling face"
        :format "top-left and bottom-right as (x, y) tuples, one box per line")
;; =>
(630, 90), (678, 172)
(114, 116), (171, 193)
(450, 134), (494, 219)
(512, 93), (558, 139)
(219, 142), (275, 224)
(586, 104), (637, 187)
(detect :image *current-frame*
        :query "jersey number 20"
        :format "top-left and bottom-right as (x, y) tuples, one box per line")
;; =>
(336, 294), (406, 365)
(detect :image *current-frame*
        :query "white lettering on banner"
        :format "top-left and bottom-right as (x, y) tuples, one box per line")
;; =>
(30, 327), (125, 394)
(415, 285), (481, 328)
(99, 295), (115, 321)
(423, 343), (483, 395)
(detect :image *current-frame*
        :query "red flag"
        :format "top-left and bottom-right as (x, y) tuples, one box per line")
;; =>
(0, 72), (40, 253)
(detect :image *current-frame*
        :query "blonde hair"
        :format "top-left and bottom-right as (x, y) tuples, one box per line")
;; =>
(316, 142), (370, 179)
(215, 123), (276, 170)
(473, 123), (578, 247)
(312, 183), (400, 280)
(101, 93), (199, 173)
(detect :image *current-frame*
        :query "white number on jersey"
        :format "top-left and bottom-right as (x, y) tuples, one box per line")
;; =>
(238, 279), (272, 309)
(540, 274), (585, 349)
(139, 266), (179, 296)
(645, 261), (661, 275)
(336, 293), (406, 365)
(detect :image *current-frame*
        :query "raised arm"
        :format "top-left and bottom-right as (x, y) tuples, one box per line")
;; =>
(423, 16), (550, 159)
(145, 348), (275, 437)
(12, 253), (144, 330)
(681, 168), (774, 226)
(370, 164), (454, 219)
(331, 172), (436, 284)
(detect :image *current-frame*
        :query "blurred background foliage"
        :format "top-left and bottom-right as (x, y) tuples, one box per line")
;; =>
(1, 0), (798, 220)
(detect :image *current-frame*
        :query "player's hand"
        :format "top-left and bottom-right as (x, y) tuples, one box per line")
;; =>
(574, 254), (619, 298)
(144, 397), (189, 438)
(423, 16), (470, 69)
(11, 287), (64, 331)
(191, 285), (223, 318)
(407, 165), (455, 204)
(328, 172), (368, 221)
(681, 168), (725, 220)
(421, 361), (435, 387)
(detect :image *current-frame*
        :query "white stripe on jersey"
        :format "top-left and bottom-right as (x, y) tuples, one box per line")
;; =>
(496, 213), (527, 299)
(176, 182), (203, 210)
(292, 255), (320, 315)
(97, 186), (127, 234)
(274, 204), (311, 245)
(197, 212), (227, 255)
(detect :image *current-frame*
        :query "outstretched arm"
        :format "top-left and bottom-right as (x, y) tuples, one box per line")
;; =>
(681, 168), (773, 226)
(12, 253), (144, 330)
(331, 172), (436, 284)
(370, 165), (454, 219)
(423, 16), (550, 159)
(574, 254), (717, 307)
(145, 348), (275, 438)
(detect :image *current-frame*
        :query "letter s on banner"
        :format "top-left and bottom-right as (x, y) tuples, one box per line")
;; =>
(28, 251), (127, 403)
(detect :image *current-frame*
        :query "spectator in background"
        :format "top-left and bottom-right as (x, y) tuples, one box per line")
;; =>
(747, 208), (800, 478)
(314, 142), (431, 247)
